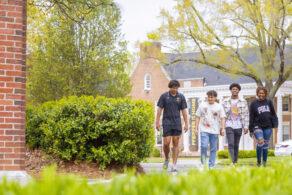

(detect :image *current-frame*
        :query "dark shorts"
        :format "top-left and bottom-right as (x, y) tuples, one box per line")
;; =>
(163, 129), (182, 137)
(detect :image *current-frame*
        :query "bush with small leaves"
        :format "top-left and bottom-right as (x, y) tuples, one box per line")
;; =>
(26, 96), (155, 169)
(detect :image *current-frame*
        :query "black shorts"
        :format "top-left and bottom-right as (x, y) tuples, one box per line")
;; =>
(163, 129), (182, 137)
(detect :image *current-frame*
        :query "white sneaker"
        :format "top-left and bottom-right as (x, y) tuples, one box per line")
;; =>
(198, 164), (204, 171)
(171, 164), (178, 172)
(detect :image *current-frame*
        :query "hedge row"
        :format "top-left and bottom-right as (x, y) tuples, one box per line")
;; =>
(26, 96), (155, 169)
(218, 150), (275, 159)
(151, 148), (161, 157)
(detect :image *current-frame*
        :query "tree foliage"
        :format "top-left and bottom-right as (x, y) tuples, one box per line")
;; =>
(150, 0), (292, 98)
(28, 0), (114, 23)
(27, 0), (131, 104)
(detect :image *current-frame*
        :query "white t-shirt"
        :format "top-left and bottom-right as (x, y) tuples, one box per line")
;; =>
(225, 99), (242, 129)
(196, 101), (226, 134)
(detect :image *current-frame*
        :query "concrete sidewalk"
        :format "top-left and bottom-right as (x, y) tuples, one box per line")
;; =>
(141, 159), (223, 174)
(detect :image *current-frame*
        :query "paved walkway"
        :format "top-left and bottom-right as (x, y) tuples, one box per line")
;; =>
(140, 159), (224, 174)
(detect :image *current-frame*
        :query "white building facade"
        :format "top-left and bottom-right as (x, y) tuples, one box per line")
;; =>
(179, 81), (292, 152)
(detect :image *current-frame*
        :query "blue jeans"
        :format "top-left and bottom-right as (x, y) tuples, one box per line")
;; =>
(254, 128), (272, 163)
(200, 132), (218, 168)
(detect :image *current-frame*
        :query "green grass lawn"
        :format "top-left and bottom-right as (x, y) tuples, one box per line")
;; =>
(144, 156), (292, 165)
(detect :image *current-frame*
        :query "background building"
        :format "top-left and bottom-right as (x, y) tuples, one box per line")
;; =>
(129, 42), (292, 153)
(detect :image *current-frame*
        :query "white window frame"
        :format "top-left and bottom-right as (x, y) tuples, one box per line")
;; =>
(144, 74), (151, 91)
(184, 81), (191, 88)
(283, 96), (290, 112)
(283, 122), (290, 141)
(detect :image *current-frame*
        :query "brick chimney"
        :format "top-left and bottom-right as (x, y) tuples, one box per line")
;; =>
(140, 42), (161, 59)
(0, 0), (29, 182)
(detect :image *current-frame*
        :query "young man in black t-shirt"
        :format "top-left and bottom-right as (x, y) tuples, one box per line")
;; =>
(156, 80), (188, 172)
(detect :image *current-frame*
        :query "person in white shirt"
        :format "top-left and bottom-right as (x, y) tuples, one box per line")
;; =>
(195, 90), (226, 169)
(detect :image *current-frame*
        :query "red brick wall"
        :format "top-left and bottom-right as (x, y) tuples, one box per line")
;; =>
(129, 43), (170, 103)
(179, 79), (204, 88)
(0, 0), (26, 171)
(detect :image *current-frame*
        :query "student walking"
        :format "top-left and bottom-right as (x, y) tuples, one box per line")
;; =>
(195, 90), (226, 169)
(222, 83), (249, 166)
(249, 86), (278, 167)
(156, 80), (188, 172)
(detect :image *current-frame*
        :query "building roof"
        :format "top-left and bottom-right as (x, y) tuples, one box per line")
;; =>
(162, 46), (292, 86)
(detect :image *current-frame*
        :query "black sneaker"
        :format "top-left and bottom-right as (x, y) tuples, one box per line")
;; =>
(257, 160), (261, 167)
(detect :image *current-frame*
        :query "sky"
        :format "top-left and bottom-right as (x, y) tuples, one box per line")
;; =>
(115, 0), (176, 52)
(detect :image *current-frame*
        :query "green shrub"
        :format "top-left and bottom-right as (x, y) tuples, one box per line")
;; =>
(247, 150), (256, 158)
(26, 96), (155, 169)
(268, 150), (275, 157)
(238, 150), (248, 158)
(217, 150), (229, 159)
(218, 150), (275, 159)
(151, 148), (161, 157)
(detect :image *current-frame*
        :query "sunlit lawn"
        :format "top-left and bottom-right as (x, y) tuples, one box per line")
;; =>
(144, 156), (292, 165)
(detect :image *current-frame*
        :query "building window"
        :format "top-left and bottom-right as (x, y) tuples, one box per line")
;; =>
(184, 81), (191, 88)
(144, 74), (151, 90)
(283, 96), (289, 112)
(283, 124), (290, 141)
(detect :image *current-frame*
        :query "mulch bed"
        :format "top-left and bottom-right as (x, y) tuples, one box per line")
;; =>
(25, 149), (144, 179)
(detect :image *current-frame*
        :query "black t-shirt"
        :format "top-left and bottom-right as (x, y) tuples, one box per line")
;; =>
(249, 98), (278, 132)
(157, 91), (187, 131)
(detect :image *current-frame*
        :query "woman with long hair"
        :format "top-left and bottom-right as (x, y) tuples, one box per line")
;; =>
(249, 86), (278, 167)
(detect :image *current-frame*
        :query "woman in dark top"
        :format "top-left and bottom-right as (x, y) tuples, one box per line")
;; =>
(249, 86), (278, 167)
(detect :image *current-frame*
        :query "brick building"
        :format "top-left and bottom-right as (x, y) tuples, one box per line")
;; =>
(130, 42), (292, 153)
(0, 0), (28, 181)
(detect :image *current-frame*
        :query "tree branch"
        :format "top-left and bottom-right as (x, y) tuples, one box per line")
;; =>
(283, 66), (292, 81)
(230, 19), (257, 40)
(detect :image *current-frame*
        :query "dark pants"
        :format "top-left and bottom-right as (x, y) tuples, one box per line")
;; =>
(226, 127), (242, 163)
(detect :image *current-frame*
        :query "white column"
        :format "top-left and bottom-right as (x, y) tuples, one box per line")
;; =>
(218, 136), (224, 151)
(218, 96), (224, 151)
(277, 95), (283, 143)
(183, 127), (190, 152)
(183, 99), (191, 152)
(239, 134), (244, 150)
(241, 133), (254, 150)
